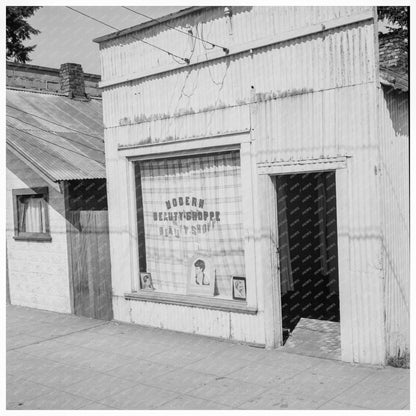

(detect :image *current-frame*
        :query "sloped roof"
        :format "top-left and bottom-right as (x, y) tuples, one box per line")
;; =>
(6, 88), (106, 181)
(379, 67), (408, 92)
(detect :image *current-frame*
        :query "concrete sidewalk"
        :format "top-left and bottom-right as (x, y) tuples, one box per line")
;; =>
(6, 305), (410, 410)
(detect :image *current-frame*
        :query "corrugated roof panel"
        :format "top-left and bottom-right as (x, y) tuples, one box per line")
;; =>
(379, 67), (408, 92)
(7, 89), (103, 134)
(7, 128), (106, 180)
(6, 89), (106, 181)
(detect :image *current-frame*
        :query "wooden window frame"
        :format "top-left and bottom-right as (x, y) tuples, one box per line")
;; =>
(130, 150), (244, 299)
(12, 187), (52, 242)
(121, 132), (258, 312)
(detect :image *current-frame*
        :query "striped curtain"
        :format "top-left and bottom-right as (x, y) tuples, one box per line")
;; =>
(139, 152), (245, 297)
(18, 196), (46, 233)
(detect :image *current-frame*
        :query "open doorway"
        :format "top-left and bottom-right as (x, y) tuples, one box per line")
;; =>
(276, 171), (340, 358)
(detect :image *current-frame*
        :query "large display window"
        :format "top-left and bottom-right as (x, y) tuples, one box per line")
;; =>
(134, 151), (245, 299)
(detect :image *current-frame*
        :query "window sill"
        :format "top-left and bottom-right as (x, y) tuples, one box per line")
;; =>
(13, 234), (52, 242)
(124, 291), (257, 315)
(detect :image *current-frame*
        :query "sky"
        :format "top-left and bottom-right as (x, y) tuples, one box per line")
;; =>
(22, 6), (185, 74)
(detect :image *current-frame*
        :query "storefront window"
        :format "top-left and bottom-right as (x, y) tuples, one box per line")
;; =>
(134, 151), (245, 299)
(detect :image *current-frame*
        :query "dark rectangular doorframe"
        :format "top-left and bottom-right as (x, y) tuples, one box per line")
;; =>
(276, 171), (340, 337)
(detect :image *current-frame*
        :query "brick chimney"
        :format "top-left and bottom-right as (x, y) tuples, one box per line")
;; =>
(379, 32), (408, 75)
(59, 63), (87, 98)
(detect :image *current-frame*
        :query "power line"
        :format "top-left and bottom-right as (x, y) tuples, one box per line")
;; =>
(7, 124), (104, 164)
(121, 6), (229, 54)
(6, 104), (104, 142)
(7, 114), (103, 153)
(66, 6), (189, 64)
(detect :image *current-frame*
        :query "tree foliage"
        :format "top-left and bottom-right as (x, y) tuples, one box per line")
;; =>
(377, 6), (409, 38)
(6, 6), (41, 63)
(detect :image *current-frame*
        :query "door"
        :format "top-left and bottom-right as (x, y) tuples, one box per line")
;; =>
(276, 171), (340, 336)
(68, 210), (113, 320)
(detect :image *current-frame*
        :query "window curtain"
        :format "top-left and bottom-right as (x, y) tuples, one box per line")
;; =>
(139, 152), (245, 297)
(277, 180), (294, 295)
(19, 196), (46, 233)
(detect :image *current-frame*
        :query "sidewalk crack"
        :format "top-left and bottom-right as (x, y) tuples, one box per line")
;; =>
(7, 322), (109, 352)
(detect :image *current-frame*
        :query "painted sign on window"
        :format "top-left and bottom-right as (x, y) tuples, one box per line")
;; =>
(152, 195), (221, 238)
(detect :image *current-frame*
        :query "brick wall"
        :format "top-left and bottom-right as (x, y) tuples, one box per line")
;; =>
(6, 61), (101, 97)
(59, 63), (86, 98)
(379, 32), (408, 74)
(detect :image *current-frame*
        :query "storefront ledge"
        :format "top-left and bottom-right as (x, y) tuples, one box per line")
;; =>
(124, 292), (258, 315)
(13, 235), (52, 242)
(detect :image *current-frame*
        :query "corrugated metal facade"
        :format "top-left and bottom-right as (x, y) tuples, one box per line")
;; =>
(98, 6), (371, 82)
(96, 6), (406, 364)
(378, 86), (409, 359)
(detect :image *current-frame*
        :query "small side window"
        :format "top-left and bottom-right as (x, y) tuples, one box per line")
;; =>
(12, 187), (51, 241)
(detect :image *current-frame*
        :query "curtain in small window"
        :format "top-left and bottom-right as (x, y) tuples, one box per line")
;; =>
(19, 196), (46, 233)
(139, 152), (245, 297)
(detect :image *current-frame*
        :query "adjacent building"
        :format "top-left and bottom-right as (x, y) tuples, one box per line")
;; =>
(6, 62), (113, 320)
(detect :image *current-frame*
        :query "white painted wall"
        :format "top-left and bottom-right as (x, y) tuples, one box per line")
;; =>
(6, 150), (71, 313)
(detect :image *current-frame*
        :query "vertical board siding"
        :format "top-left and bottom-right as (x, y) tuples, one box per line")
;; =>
(69, 210), (113, 320)
(378, 87), (409, 358)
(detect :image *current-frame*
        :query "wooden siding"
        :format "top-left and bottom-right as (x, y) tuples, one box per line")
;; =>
(68, 210), (113, 320)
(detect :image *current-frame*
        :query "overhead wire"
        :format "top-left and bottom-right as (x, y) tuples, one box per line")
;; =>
(6, 104), (104, 142)
(66, 6), (189, 64)
(7, 124), (104, 164)
(6, 114), (104, 153)
(195, 22), (215, 51)
(121, 6), (229, 54)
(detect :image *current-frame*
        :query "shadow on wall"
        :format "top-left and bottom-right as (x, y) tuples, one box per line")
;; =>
(6, 148), (108, 232)
(6, 149), (67, 234)
(383, 86), (408, 137)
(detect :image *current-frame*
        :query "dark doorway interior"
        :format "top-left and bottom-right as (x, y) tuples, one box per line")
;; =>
(277, 171), (340, 338)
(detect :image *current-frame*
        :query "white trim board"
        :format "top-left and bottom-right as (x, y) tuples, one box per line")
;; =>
(119, 131), (250, 160)
(257, 156), (349, 175)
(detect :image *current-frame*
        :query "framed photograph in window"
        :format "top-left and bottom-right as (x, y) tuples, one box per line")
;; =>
(140, 272), (155, 291)
(187, 256), (214, 297)
(232, 276), (246, 301)
(12, 187), (51, 241)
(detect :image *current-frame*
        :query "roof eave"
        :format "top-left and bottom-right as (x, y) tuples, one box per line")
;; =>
(93, 6), (207, 44)
(6, 141), (62, 192)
